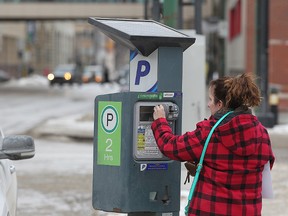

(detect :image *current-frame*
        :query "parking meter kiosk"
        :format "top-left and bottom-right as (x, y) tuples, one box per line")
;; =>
(89, 18), (195, 216)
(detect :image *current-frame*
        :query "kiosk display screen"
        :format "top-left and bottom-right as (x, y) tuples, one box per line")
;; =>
(139, 106), (154, 121)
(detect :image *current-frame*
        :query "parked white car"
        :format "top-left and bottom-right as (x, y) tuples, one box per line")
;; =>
(0, 130), (35, 216)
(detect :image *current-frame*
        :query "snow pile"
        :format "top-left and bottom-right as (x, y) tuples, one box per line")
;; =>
(4, 75), (49, 87)
(18, 74), (49, 86)
(269, 124), (288, 134)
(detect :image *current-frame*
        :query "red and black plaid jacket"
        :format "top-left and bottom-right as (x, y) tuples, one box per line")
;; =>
(151, 112), (275, 216)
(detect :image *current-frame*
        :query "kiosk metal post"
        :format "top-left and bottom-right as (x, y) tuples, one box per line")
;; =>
(88, 18), (195, 216)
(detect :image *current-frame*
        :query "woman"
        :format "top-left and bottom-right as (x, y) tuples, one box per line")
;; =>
(151, 73), (275, 216)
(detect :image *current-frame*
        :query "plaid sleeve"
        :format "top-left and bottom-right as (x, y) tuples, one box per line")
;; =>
(151, 118), (207, 162)
(263, 127), (275, 169)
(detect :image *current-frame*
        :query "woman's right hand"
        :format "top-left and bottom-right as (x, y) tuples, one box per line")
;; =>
(153, 105), (166, 120)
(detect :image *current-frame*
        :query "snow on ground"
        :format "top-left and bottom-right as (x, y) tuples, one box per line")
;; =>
(268, 124), (288, 133)
(2, 74), (122, 93)
(3, 74), (50, 87)
(1, 74), (123, 135)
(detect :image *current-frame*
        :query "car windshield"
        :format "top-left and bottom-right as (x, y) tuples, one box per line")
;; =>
(54, 64), (75, 76)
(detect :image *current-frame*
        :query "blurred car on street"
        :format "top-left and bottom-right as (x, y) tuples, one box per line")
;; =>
(0, 129), (35, 216)
(47, 64), (82, 86)
(82, 65), (104, 84)
(0, 70), (11, 82)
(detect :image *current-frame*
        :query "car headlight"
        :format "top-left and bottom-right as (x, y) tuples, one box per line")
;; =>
(82, 76), (89, 83)
(47, 73), (54, 81)
(64, 72), (72, 81)
(95, 75), (103, 83)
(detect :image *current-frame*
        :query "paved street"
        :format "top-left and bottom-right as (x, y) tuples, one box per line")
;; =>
(0, 80), (120, 135)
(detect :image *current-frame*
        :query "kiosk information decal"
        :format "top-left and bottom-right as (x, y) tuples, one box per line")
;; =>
(97, 101), (122, 166)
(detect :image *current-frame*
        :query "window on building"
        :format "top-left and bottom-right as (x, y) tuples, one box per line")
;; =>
(229, 0), (241, 40)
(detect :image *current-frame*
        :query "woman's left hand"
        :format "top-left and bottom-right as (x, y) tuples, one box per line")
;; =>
(153, 105), (166, 120)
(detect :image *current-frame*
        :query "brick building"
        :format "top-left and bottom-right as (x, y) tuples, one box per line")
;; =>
(226, 0), (288, 110)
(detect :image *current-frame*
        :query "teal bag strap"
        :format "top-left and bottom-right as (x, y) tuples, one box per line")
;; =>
(185, 111), (233, 215)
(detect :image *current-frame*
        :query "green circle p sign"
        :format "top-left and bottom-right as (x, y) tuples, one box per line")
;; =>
(101, 105), (119, 134)
(97, 101), (122, 166)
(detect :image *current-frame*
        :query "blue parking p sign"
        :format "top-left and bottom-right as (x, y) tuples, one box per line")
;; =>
(130, 50), (158, 92)
(135, 60), (150, 85)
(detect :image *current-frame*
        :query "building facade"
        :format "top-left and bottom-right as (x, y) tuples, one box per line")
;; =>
(226, 0), (288, 110)
(0, 0), (215, 79)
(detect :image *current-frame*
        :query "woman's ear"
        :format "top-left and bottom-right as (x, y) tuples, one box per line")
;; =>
(218, 100), (224, 108)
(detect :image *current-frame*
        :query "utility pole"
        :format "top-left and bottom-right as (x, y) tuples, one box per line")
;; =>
(255, 0), (274, 128)
(194, 0), (202, 34)
(178, 0), (183, 29)
(144, 0), (148, 20)
(152, 0), (161, 22)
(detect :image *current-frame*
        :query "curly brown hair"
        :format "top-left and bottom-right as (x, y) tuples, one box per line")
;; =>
(209, 73), (261, 110)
